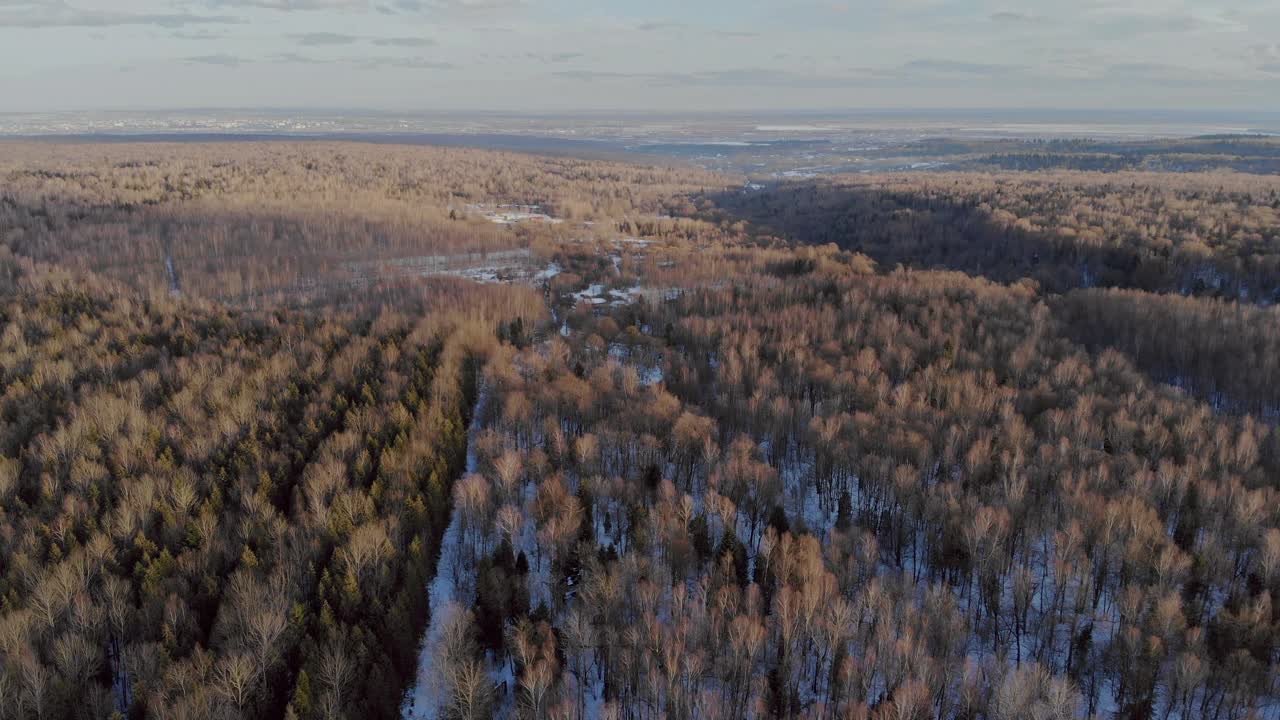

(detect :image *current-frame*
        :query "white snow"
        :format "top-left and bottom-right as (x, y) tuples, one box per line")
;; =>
(534, 263), (562, 281)
(571, 284), (609, 305)
(401, 385), (490, 720)
(465, 203), (564, 225)
(344, 249), (551, 288)
(437, 267), (502, 283)
(639, 365), (664, 386)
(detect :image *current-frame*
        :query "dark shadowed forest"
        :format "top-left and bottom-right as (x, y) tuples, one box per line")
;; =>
(0, 142), (1276, 720)
(700, 173), (1280, 300)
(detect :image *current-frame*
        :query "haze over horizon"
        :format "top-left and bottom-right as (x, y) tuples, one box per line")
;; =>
(2, 0), (1278, 114)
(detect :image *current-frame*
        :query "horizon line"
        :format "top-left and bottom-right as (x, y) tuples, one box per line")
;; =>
(4, 106), (1280, 118)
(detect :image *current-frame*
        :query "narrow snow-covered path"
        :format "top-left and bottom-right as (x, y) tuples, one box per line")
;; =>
(164, 252), (181, 296)
(401, 383), (488, 720)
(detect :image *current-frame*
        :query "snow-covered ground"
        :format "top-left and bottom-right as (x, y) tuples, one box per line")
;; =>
(464, 203), (564, 225)
(533, 262), (562, 281)
(401, 385), (490, 720)
(567, 283), (680, 308)
(607, 343), (665, 386)
(570, 283), (609, 306)
(346, 250), (570, 289)
(164, 253), (180, 295)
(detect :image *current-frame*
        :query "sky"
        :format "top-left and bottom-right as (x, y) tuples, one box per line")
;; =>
(0, 0), (1278, 113)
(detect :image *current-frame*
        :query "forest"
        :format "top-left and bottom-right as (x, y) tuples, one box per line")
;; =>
(0, 143), (720, 306)
(702, 172), (1280, 300)
(0, 141), (1276, 720)
(903, 136), (1280, 175)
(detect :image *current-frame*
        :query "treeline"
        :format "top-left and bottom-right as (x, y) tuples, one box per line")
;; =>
(701, 172), (1280, 300)
(0, 247), (543, 718)
(899, 136), (1280, 175)
(967, 153), (1280, 175)
(417, 240), (1279, 719)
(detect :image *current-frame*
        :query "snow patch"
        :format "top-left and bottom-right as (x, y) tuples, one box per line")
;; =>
(534, 262), (562, 281)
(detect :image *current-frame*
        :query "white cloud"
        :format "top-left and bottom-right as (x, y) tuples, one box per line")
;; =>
(0, 1), (239, 28)
(1, 0), (1277, 111)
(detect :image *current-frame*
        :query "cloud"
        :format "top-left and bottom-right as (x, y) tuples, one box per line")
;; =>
(990, 11), (1040, 23)
(636, 20), (681, 32)
(357, 56), (456, 69)
(900, 59), (1023, 77)
(385, 0), (523, 13)
(554, 60), (1030, 90)
(432, 0), (523, 9)
(291, 31), (359, 45)
(1249, 43), (1280, 62)
(185, 53), (247, 66)
(511, 51), (586, 64)
(666, 68), (851, 87)
(634, 20), (758, 38)
(370, 36), (434, 47)
(263, 52), (456, 69)
(206, 0), (522, 13)
(205, 0), (369, 9)
(1053, 60), (1230, 86)
(551, 70), (634, 82)
(0, 2), (240, 28)
(1083, 5), (1248, 36)
(241, 51), (458, 68)
(554, 68), (869, 89)
(271, 52), (327, 63)
(633, 21), (758, 38)
(171, 28), (227, 39)
(1105, 62), (1202, 81)
(288, 32), (438, 46)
